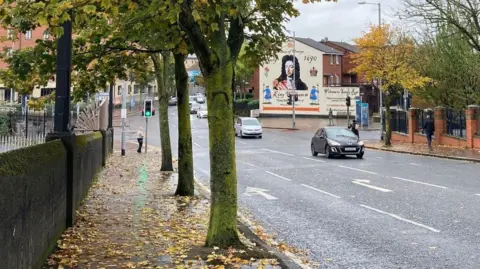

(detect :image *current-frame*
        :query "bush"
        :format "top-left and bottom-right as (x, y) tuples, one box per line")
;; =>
(247, 100), (259, 109)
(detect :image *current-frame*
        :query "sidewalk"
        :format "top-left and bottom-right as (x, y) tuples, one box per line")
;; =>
(43, 142), (297, 269)
(366, 141), (480, 162)
(259, 117), (380, 131)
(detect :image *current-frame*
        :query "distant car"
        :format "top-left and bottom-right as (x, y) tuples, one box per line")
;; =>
(190, 103), (200, 114)
(197, 106), (208, 118)
(196, 96), (205, 104)
(234, 117), (262, 138)
(311, 127), (364, 159)
(168, 97), (177, 106)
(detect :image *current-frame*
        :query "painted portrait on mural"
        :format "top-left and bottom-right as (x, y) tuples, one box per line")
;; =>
(272, 55), (307, 91)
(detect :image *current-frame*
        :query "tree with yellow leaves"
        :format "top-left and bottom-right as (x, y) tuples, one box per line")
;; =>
(352, 24), (429, 146)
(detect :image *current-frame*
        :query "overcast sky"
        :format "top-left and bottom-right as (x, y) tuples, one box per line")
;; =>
(287, 0), (403, 44)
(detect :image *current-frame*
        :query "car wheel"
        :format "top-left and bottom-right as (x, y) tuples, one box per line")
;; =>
(325, 145), (332, 159)
(258, 135), (262, 139)
(311, 144), (318, 156)
(356, 153), (364, 159)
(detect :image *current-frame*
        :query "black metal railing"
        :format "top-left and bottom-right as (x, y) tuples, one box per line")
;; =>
(446, 108), (466, 138)
(382, 109), (408, 134)
(416, 109), (434, 133)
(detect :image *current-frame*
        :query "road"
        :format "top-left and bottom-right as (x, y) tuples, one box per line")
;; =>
(117, 107), (480, 269)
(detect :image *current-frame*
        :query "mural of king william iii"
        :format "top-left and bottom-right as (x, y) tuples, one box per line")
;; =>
(272, 55), (307, 105)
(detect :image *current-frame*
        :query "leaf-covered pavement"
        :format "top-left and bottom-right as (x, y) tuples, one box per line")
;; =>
(43, 146), (286, 269)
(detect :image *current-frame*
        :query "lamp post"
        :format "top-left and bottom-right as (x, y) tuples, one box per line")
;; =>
(358, 1), (382, 137)
(286, 30), (296, 129)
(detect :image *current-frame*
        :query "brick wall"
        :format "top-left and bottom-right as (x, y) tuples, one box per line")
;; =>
(389, 106), (480, 149)
(322, 54), (342, 86)
(0, 26), (49, 69)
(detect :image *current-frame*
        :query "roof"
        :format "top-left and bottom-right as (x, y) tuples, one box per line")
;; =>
(295, 37), (343, 55)
(327, 41), (359, 53)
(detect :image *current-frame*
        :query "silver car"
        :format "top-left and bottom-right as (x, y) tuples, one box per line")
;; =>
(234, 117), (262, 138)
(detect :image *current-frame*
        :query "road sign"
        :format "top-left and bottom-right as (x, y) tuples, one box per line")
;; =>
(352, 179), (392, 192)
(121, 108), (127, 119)
(361, 103), (369, 127)
(355, 100), (361, 123)
(245, 187), (278, 200)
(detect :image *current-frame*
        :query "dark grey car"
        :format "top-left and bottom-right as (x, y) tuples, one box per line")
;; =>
(311, 127), (365, 159)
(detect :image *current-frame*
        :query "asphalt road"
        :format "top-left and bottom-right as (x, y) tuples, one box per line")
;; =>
(116, 107), (480, 269)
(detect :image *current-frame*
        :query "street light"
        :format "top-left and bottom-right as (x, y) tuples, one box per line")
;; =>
(285, 29), (296, 129)
(358, 1), (383, 138)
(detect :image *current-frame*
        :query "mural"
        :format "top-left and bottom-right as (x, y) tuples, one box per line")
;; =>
(259, 39), (359, 116)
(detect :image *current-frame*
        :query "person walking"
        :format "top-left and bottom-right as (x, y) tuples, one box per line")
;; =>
(423, 114), (435, 151)
(349, 119), (359, 138)
(136, 127), (144, 153)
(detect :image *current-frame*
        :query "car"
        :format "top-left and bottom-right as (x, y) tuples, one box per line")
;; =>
(168, 97), (177, 106)
(190, 103), (200, 114)
(234, 117), (262, 138)
(311, 127), (364, 159)
(197, 106), (208, 118)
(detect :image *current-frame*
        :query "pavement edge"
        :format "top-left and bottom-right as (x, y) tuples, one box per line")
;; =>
(365, 145), (480, 163)
(194, 179), (309, 269)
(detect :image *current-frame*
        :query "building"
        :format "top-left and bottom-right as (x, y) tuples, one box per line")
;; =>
(255, 37), (360, 117)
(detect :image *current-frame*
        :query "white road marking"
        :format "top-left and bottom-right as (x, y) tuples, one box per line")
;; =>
(475, 194), (480, 196)
(245, 187), (278, 200)
(338, 165), (378, 175)
(352, 179), (392, 192)
(238, 160), (257, 167)
(360, 204), (440, 233)
(392, 177), (448, 189)
(302, 157), (325, 163)
(195, 167), (210, 175)
(410, 163), (422, 166)
(197, 136), (205, 139)
(263, 148), (295, 156)
(301, 184), (341, 199)
(265, 171), (292, 181)
(376, 157), (383, 159)
(236, 140), (247, 145)
(171, 124), (177, 128)
(193, 142), (202, 148)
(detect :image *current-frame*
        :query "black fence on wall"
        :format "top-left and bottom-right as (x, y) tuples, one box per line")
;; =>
(416, 109), (434, 133)
(446, 108), (466, 138)
(382, 109), (408, 134)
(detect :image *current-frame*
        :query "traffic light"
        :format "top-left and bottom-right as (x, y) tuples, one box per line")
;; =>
(144, 100), (152, 117)
(294, 94), (299, 102)
(346, 96), (351, 107)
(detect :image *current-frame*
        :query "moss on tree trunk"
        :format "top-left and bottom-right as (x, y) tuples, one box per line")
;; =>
(384, 100), (392, 146)
(152, 53), (173, 171)
(174, 53), (194, 196)
(204, 61), (240, 248)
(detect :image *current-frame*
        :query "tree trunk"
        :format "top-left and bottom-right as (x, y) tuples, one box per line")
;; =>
(204, 57), (240, 248)
(384, 100), (392, 146)
(174, 53), (194, 196)
(151, 53), (173, 171)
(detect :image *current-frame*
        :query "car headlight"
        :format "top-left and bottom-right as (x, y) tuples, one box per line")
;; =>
(358, 141), (364, 146)
(327, 139), (340, 146)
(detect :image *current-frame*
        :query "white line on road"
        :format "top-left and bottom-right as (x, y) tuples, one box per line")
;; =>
(360, 204), (440, 233)
(238, 160), (257, 167)
(171, 124), (177, 128)
(265, 171), (292, 181)
(301, 184), (341, 199)
(193, 142), (202, 148)
(392, 177), (448, 189)
(302, 157), (325, 163)
(410, 163), (422, 166)
(263, 148), (295, 156)
(375, 157), (383, 159)
(338, 165), (378, 175)
(476, 194), (480, 196)
(236, 140), (247, 145)
(352, 179), (392, 192)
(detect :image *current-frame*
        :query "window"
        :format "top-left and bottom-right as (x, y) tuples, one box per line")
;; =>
(330, 55), (334, 65)
(43, 31), (50, 40)
(25, 30), (32, 40)
(7, 29), (13, 39)
(40, 88), (54, 96)
(335, 74), (340, 85)
(7, 48), (13, 57)
(128, 85), (132, 94)
(351, 75), (358, 84)
(117, 85), (122, 95)
(329, 75), (334, 86)
(336, 55), (340, 65)
(134, 84), (140, 94)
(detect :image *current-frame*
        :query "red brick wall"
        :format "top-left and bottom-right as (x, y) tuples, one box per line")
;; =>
(322, 54), (342, 86)
(391, 132), (410, 142)
(249, 67), (260, 99)
(0, 26), (49, 68)
(323, 41), (368, 84)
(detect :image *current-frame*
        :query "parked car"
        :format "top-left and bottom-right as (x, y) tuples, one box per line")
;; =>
(168, 97), (177, 106)
(311, 127), (364, 159)
(234, 117), (262, 138)
(197, 106), (208, 118)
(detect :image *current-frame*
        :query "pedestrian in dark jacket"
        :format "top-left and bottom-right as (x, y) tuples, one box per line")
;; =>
(423, 115), (435, 150)
(349, 120), (359, 138)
